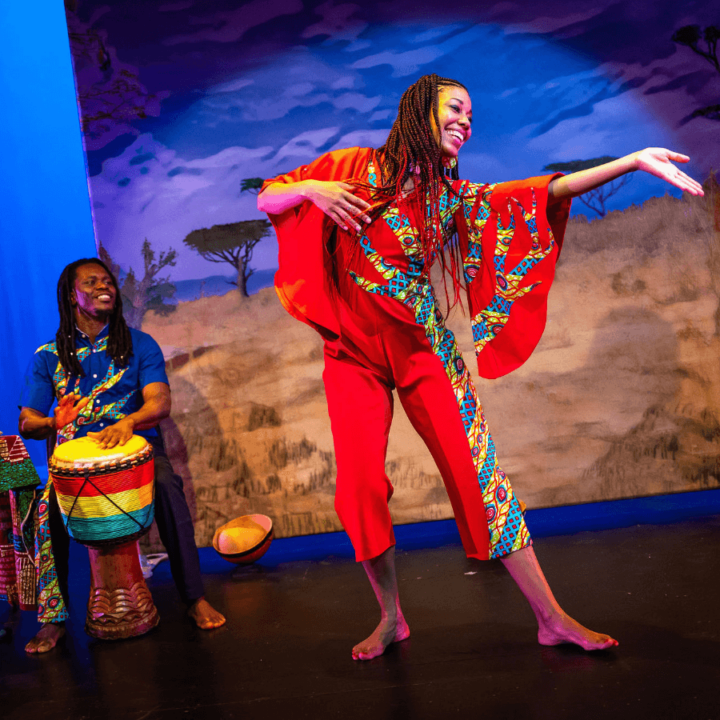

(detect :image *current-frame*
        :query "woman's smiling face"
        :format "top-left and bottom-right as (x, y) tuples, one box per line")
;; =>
(433, 85), (472, 158)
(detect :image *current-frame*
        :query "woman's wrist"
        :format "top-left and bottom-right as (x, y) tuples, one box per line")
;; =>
(625, 151), (640, 173)
(299, 179), (319, 203)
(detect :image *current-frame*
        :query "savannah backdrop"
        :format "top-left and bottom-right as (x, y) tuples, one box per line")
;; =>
(63, 0), (720, 548)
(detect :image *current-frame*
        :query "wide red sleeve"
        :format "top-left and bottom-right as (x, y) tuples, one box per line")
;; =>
(261, 147), (374, 341)
(454, 175), (571, 379)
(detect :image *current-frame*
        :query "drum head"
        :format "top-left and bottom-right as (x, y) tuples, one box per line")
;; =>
(53, 435), (149, 468)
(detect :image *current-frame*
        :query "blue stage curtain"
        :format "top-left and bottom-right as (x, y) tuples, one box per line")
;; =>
(0, 1), (96, 474)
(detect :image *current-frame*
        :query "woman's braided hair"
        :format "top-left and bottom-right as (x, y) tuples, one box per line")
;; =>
(370, 73), (468, 301)
(56, 258), (133, 377)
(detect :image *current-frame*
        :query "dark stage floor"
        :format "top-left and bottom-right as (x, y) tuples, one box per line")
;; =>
(2, 516), (720, 720)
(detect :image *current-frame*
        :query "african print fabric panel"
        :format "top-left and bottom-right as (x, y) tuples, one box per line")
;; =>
(349, 164), (531, 558)
(455, 176), (564, 379)
(35, 484), (69, 624)
(0, 488), (40, 611)
(34, 338), (132, 444)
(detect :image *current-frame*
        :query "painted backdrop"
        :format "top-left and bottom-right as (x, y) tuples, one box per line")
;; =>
(64, 0), (720, 547)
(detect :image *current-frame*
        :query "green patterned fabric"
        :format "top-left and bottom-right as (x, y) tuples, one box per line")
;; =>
(0, 458), (41, 492)
(0, 437), (41, 492)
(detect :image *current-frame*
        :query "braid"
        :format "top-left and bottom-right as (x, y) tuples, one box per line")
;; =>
(55, 258), (133, 379)
(56, 264), (83, 377)
(364, 74), (468, 304)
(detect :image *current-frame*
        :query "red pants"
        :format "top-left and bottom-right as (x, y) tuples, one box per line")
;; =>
(323, 287), (530, 562)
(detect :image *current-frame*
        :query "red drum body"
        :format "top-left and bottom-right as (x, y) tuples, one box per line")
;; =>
(85, 540), (159, 640)
(49, 436), (159, 640)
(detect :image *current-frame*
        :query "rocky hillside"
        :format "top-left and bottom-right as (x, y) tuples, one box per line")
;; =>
(142, 191), (718, 547)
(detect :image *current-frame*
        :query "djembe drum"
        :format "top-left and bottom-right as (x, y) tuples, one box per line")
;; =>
(49, 435), (159, 640)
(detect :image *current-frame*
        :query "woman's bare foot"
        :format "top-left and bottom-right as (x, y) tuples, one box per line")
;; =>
(500, 546), (618, 652)
(188, 597), (226, 630)
(25, 622), (66, 653)
(353, 546), (409, 660)
(538, 611), (617, 651)
(352, 612), (410, 661)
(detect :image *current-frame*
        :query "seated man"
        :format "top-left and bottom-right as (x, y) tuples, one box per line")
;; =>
(18, 258), (225, 652)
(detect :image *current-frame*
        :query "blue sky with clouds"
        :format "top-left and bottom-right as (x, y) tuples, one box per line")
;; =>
(69, 0), (720, 281)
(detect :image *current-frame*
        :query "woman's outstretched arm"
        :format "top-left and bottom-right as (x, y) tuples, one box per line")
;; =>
(258, 180), (371, 233)
(548, 148), (704, 203)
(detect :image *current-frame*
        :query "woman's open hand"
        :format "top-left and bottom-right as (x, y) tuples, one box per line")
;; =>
(550, 148), (705, 203)
(633, 148), (704, 196)
(303, 180), (372, 233)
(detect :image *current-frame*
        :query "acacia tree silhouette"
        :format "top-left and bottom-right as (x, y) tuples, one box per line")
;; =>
(240, 178), (265, 196)
(99, 240), (177, 329)
(672, 24), (720, 123)
(543, 157), (631, 218)
(183, 220), (272, 298)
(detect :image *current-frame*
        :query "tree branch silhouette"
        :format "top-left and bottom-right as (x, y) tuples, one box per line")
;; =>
(673, 25), (720, 123)
(98, 240), (177, 328)
(543, 157), (631, 218)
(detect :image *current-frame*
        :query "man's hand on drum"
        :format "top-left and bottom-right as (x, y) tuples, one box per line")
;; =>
(304, 180), (372, 233)
(54, 391), (90, 430)
(88, 417), (135, 449)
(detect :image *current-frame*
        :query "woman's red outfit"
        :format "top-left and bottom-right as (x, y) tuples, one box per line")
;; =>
(263, 147), (571, 562)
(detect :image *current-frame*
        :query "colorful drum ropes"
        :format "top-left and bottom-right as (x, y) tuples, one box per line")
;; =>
(49, 435), (155, 546)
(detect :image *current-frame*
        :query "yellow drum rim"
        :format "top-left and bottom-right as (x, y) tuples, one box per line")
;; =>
(51, 435), (150, 469)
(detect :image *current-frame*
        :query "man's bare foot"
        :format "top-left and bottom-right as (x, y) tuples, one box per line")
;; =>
(538, 611), (618, 651)
(188, 597), (226, 630)
(25, 623), (66, 654)
(352, 612), (410, 661)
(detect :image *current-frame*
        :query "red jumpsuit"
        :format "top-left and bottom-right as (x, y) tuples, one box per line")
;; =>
(263, 148), (570, 562)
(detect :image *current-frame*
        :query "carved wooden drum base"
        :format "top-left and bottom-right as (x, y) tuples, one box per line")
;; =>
(85, 540), (160, 640)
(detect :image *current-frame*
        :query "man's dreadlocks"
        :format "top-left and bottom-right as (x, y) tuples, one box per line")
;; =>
(56, 258), (133, 377)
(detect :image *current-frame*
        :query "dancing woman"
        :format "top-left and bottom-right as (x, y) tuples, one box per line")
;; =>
(258, 74), (703, 660)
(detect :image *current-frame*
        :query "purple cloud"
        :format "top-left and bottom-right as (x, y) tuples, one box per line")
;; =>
(302, 0), (368, 43)
(163, 0), (303, 45)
